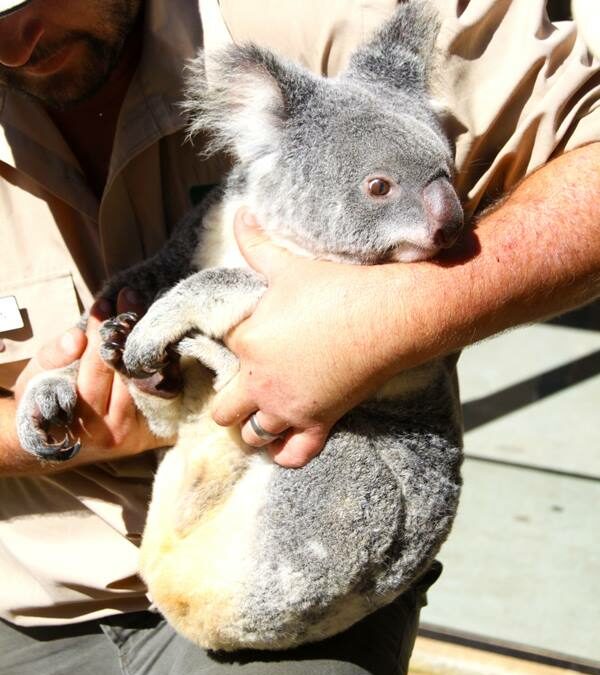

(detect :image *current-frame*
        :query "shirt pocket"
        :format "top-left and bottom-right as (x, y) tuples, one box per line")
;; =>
(0, 272), (82, 375)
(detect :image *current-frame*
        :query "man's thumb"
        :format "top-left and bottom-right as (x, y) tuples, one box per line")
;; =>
(234, 208), (291, 277)
(37, 328), (87, 370)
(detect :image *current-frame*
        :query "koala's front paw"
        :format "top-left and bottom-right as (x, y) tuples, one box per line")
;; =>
(16, 372), (81, 461)
(99, 311), (139, 374)
(100, 312), (183, 399)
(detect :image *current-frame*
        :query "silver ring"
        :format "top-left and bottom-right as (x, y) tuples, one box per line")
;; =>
(249, 413), (281, 441)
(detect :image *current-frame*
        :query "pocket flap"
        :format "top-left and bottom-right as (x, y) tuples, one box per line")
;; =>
(0, 273), (82, 369)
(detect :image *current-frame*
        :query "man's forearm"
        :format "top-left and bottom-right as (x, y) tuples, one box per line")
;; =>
(0, 396), (46, 476)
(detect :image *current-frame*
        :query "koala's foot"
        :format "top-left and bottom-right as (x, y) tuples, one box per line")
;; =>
(100, 312), (183, 399)
(177, 335), (239, 391)
(99, 311), (139, 372)
(16, 372), (81, 461)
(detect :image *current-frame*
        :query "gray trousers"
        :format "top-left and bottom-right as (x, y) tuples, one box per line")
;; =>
(0, 562), (441, 675)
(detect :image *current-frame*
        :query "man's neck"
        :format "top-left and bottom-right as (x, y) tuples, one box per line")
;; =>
(48, 23), (144, 199)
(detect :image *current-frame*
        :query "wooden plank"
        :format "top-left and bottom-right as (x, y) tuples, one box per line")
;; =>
(409, 637), (584, 675)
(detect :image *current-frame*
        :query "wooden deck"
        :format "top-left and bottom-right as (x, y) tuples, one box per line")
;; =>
(409, 637), (587, 675)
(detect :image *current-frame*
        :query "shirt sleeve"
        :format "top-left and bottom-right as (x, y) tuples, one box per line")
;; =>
(430, 0), (600, 215)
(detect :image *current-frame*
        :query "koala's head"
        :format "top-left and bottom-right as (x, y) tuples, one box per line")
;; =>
(185, 0), (463, 263)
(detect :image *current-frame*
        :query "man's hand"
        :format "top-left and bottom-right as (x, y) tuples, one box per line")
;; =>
(9, 288), (174, 474)
(212, 212), (396, 468)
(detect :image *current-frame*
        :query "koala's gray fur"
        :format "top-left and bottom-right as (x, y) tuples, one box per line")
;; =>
(16, 1), (464, 651)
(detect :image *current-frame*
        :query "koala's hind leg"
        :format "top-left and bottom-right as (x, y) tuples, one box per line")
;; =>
(177, 334), (239, 391)
(15, 312), (92, 461)
(16, 364), (81, 461)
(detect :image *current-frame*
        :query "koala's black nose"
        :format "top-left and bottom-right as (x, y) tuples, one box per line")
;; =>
(432, 218), (463, 248)
(423, 177), (464, 249)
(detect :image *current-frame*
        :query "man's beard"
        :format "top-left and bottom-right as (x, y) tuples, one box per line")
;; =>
(0, 2), (141, 110)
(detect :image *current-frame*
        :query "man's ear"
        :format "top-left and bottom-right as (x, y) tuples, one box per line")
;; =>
(184, 45), (317, 163)
(342, 0), (440, 98)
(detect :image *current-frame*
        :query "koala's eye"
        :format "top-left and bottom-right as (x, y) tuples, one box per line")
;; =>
(367, 178), (391, 197)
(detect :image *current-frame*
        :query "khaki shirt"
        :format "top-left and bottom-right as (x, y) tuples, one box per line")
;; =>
(0, 0), (598, 625)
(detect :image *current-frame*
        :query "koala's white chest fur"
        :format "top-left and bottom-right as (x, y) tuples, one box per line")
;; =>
(192, 195), (249, 271)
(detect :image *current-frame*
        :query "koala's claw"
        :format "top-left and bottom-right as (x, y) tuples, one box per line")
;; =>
(114, 311), (138, 328)
(100, 312), (141, 372)
(23, 433), (81, 463)
(100, 312), (183, 398)
(16, 374), (82, 462)
(101, 311), (169, 376)
(101, 311), (139, 338)
(130, 361), (183, 400)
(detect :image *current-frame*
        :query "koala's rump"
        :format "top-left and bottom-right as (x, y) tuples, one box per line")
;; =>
(139, 389), (461, 651)
(233, 398), (462, 649)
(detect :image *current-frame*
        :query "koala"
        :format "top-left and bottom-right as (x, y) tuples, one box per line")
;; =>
(16, 1), (464, 652)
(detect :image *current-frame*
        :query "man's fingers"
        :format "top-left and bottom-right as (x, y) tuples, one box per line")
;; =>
(107, 369), (136, 426)
(268, 427), (330, 468)
(116, 287), (146, 316)
(211, 375), (256, 427)
(241, 411), (289, 448)
(234, 209), (292, 279)
(36, 327), (87, 371)
(77, 299), (115, 416)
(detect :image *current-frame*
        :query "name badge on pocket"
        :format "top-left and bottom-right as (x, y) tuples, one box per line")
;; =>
(0, 296), (24, 333)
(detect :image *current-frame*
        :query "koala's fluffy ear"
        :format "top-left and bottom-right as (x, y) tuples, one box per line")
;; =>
(344, 0), (440, 97)
(184, 45), (317, 162)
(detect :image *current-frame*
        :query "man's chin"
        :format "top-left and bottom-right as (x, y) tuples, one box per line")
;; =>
(1, 40), (123, 111)
(4, 74), (108, 111)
